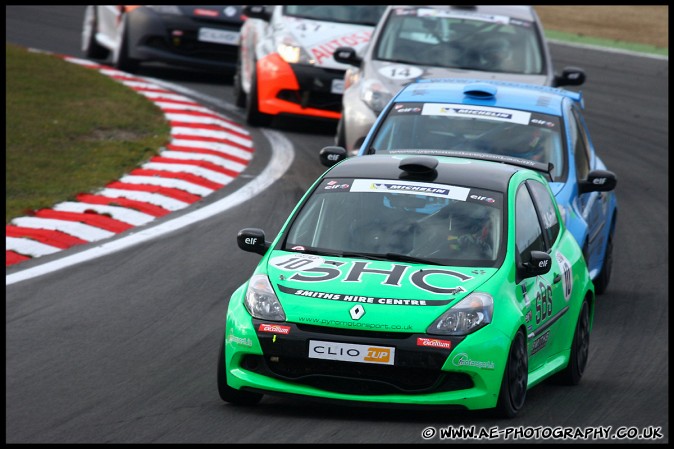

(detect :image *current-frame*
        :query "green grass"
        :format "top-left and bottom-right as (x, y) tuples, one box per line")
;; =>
(5, 43), (170, 223)
(545, 30), (668, 57)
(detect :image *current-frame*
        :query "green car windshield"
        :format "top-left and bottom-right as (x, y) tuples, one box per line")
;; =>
(284, 178), (504, 267)
(370, 103), (565, 181)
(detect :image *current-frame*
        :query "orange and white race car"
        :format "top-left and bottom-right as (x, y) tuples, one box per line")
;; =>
(233, 5), (387, 126)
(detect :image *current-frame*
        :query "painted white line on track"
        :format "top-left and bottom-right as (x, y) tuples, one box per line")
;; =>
(7, 129), (294, 286)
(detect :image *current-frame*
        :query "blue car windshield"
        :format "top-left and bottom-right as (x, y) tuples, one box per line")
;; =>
(370, 102), (566, 182)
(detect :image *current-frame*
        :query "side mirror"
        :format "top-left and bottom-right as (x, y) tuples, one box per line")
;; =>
(518, 250), (552, 280)
(554, 66), (586, 87)
(319, 146), (348, 167)
(333, 46), (362, 67)
(578, 169), (617, 194)
(237, 228), (269, 255)
(243, 5), (271, 21)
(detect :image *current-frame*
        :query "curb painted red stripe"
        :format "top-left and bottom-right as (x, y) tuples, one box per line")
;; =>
(6, 225), (89, 248)
(170, 134), (253, 153)
(6, 54), (256, 268)
(153, 98), (208, 107)
(163, 108), (243, 125)
(105, 182), (201, 204)
(149, 157), (241, 178)
(34, 209), (134, 233)
(168, 122), (251, 141)
(76, 194), (171, 217)
(165, 145), (250, 166)
(6, 251), (31, 266)
(129, 168), (224, 190)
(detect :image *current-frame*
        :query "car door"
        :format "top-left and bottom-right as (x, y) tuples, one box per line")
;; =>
(514, 179), (569, 372)
(567, 105), (606, 275)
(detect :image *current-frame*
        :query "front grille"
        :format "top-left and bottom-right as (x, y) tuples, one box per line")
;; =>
(296, 323), (413, 340)
(144, 32), (239, 62)
(276, 89), (342, 112)
(242, 354), (473, 396)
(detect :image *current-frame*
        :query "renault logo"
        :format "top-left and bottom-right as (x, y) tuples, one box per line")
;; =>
(350, 304), (365, 320)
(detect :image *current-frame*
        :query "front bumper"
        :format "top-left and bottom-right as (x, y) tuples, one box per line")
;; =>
(128, 8), (241, 71)
(256, 53), (345, 120)
(224, 309), (511, 410)
(341, 85), (378, 153)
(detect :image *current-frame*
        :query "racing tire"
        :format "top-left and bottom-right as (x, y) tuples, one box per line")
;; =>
(555, 298), (590, 386)
(217, 338), (263, 406)
(81, 6), (109, 60)
(593, 231), (614, 295)
(495, 329), (528, 418)
(245, 67), (273, 127)
(233, 56), (247, 108)
(112, 14), (140, 73)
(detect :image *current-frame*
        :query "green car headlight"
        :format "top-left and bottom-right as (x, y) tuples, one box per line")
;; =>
(427, 293), (493, 336)
(244, 274), (286, 321)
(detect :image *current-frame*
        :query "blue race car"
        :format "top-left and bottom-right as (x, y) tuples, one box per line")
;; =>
(320, 79), (617, 294)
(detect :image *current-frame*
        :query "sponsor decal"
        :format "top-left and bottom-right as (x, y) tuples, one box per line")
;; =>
(451, 352), (495, 370)
(555, 251), (573, 301)
(417, 337), (452, 349)
(309, 30), (373, 65)
(258, 323), (291, 334)
(324, 180), (351, 191)
(280, 261), (472, 295)
(393, 104), (423, 114)
(422, 103), (531, 125)
(270, 253), (325, 272)
(378, 64), (423, 80)
(469, 194), (496, 203)
(308, 340), (395, 365)
(228, 334), (253, 347)
(277, 284), (454, 306)
(531, 330), (550, 355)
(416, 7), (511, 25)
(351, 179), (470, 201)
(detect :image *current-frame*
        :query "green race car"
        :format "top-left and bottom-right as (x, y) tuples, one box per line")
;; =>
(217, 152), (596, 417)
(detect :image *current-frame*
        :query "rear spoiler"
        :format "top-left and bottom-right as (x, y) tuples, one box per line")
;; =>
(384, 149), (555, 181)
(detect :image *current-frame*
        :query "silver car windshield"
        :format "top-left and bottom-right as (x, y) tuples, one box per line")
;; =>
(284, 178), (503, 266)
(371, 103), (565, 181)
(375, 7), (544, 74)
(283, 6), (387, 26)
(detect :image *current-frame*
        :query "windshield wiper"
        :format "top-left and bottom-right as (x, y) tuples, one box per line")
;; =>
(384, 252), (444, 265)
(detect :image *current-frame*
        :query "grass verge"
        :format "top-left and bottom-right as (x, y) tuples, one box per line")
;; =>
(5, 43), (170, 223)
